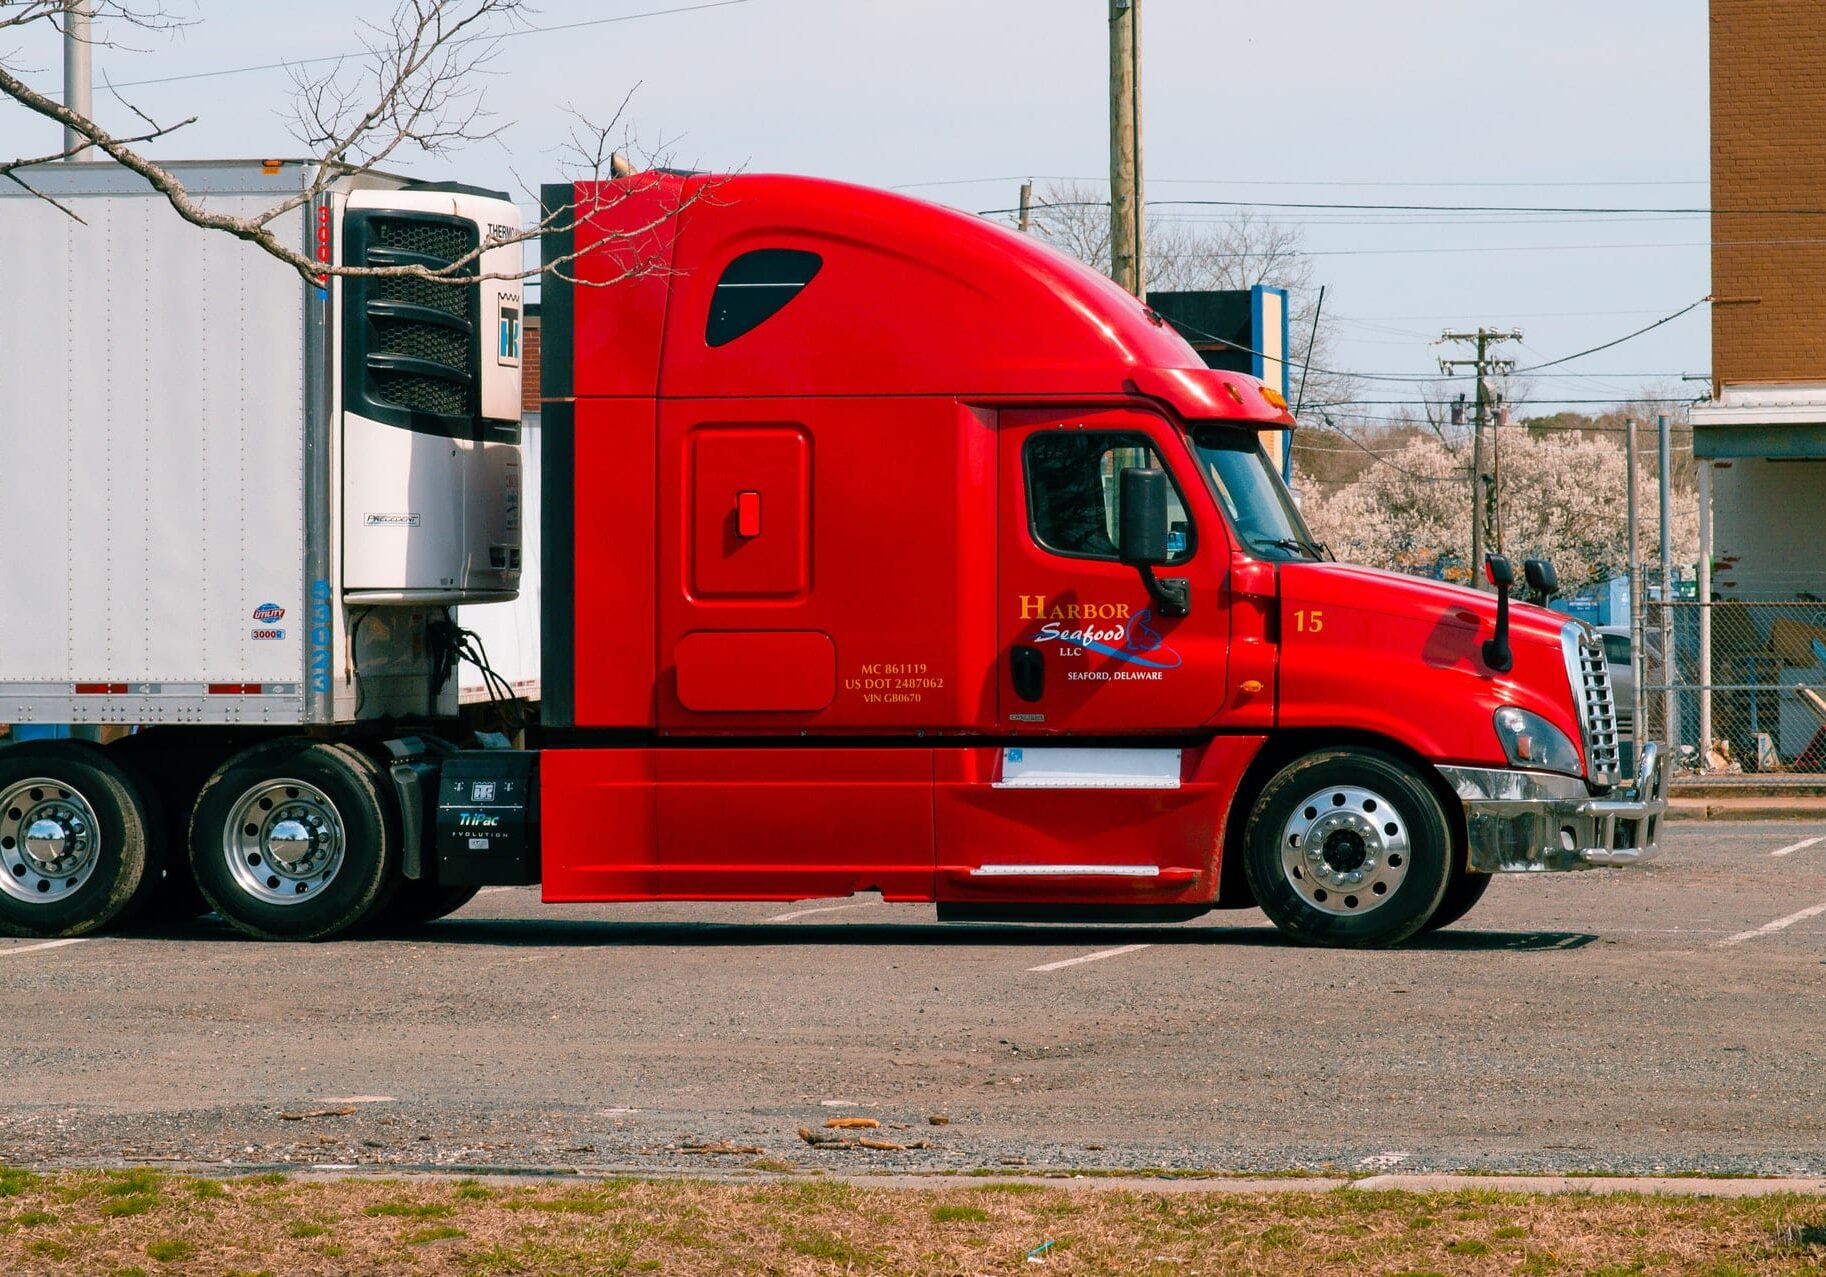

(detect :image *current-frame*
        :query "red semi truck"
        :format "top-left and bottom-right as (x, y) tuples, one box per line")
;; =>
(0, 168), (1666, 948)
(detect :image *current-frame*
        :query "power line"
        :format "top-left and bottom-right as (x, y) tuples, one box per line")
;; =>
(897, 175), (1708, 192)
(1513, 299), (1709, 373)
(1160, 300), (1705, 387)
(103, 0), (755, 89)
(1337, 305), (1696, 321)
(1329, 397), (1698, 406)
(1175, 240), (1717, 260)
(992, 196), (1826, 217)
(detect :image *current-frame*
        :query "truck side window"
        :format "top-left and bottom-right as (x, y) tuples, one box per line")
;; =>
(706, 249), (823, 347)
(1024, 432), (1192, 563)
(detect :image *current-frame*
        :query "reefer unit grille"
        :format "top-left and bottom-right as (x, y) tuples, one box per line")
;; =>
(343, 210), (480, 431)
(374, 218), (473, 262)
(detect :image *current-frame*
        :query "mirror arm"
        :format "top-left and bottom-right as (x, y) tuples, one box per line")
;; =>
(1482, 580), (1514, 673)
(1137, 565), (1191, 618)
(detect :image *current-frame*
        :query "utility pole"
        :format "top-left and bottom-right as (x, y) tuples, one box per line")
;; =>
(63, 0), (94, 160)
(1017, 180), (1034, 234)
(1439, 327), (1522, 586)
(1658, 413), (1676, 756)
(1626, 419), (1646, 746)
(1108, 0), (1144, 295)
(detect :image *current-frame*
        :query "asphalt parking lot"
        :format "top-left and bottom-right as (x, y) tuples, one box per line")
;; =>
(2, 822), (1824, 1177)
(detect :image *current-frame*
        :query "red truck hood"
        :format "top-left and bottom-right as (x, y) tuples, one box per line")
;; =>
(1285, 560), (1568, 646)
(1271, 560), (1583, 771)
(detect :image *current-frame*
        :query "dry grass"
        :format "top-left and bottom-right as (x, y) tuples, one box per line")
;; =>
(1, 1165), (1824, 1274)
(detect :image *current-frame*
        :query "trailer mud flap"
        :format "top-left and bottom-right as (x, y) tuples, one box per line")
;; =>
(435, 751), (541, 885)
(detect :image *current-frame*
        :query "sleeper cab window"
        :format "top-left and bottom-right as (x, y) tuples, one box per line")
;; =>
(1024, 431), (1193, 564)
(705, 248), (822, 346)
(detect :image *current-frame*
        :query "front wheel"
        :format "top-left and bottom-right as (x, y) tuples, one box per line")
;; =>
(1422, 870), (1492, 933)
(1243, 748), (1453, 948)
(189, 740), (400, 941)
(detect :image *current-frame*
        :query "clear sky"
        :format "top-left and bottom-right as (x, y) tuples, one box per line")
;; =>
(6, 0), (1710, 424)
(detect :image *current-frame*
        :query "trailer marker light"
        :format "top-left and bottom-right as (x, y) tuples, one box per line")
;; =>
(208, 683), (264, 695)
(1261, 386), (1288, 410)
(73, 684), (127, 695)
(1222, 383), (1245, 407)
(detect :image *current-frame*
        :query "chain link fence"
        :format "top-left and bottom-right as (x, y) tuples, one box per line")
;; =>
(1639, 600), (1826, 775)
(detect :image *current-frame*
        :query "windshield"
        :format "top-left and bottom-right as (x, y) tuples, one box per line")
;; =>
(1190, 426), (1326, 561)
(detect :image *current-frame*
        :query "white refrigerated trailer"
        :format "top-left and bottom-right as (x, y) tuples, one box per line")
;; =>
(0, 160), (525, 940)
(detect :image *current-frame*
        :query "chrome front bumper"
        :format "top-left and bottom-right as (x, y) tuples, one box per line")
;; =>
(1436, 742), (1669, 873)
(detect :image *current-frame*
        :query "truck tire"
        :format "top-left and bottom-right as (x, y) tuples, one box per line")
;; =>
(1243, 748), (1452, 948)
(188, 740), (401, 941)
(0, 741), (163, 938)
(110, 733), (243, 925)
(1421, 870), (1493, 933)
(369, 881), (482, 932)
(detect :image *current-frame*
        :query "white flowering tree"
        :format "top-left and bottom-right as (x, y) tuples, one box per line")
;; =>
(1297, 430), (1699, 590)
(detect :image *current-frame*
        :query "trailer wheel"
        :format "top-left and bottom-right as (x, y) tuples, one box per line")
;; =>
(0, 741), (163, 938)
(1420, 870), (1492, 933)
(1243, 748), (1452, 949)
(189, 740), (400, 941)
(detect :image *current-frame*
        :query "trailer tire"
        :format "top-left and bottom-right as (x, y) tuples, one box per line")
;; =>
(1243, 748), (1452, 949)
(1420, 870), (1492, 933)
(189, 740), (400, 941)
(0, 741), (163, 938)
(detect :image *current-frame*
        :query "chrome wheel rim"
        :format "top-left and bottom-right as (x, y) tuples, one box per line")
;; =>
(0, 777), (103, 905)
(223, 778), (345, 907)
(1280, 783), (1411, 916)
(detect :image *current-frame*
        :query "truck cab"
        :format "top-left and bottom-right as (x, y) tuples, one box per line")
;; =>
(516, 171), (1667, 948)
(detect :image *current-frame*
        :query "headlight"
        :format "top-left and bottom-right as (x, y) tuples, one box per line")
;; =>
(1493, 707), (1583, 776)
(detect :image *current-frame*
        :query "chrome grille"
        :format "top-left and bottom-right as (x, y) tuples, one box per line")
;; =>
(1563, 623), (1622, 786)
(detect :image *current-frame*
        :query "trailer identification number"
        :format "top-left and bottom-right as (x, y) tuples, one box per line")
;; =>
(308, 579), (333, 694)
(1292, 609), (1325, 634)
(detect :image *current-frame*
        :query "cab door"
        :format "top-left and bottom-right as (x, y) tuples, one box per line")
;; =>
(998, 407), (1232, 732)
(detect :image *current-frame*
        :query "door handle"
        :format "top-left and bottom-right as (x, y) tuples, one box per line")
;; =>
(1010, 644), (1044, 703)
(736, 490), (762, 538)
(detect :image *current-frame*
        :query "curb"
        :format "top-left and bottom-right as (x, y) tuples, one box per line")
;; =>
(1349, 1173), (1826, 1198)
(55, 1163), (1826, 1198)
(1668, 798), (1826, 821)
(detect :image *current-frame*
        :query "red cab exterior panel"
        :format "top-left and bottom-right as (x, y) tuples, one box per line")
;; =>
(531, 172), (1665, 943)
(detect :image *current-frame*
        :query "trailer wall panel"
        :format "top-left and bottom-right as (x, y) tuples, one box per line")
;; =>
(0, 181), (307, 701)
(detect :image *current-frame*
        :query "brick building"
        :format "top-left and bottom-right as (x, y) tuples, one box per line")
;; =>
(1693, 0), (1826, 600)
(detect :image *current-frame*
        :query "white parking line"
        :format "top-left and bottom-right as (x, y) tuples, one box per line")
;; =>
(1028, 943), (1152, 973)
(0, 938), (88, 958)
(1717, 902), (1826, 947)
(1771, 837), (1824, 858)
(766, 901), (883, 923)
(476, 887), (520, 896)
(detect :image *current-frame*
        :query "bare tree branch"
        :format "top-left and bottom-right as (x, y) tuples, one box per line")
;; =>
(0, 0), (707, 289)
